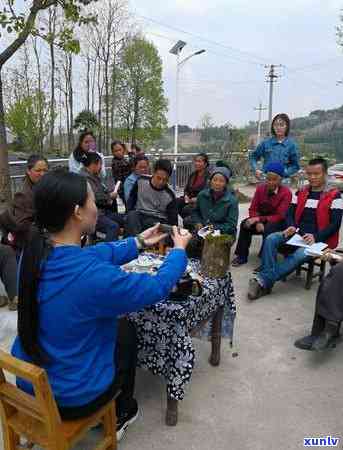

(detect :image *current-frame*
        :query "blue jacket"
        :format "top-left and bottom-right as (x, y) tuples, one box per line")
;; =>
(124, 173), (139, 202)
(249, 136), (300, 177)
(12, 238), (187, 407)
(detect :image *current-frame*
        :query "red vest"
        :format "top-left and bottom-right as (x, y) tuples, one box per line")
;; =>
(295, 187), (340, 249)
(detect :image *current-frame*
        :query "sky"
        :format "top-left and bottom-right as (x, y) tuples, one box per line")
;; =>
(3, 0), (343, 129)
(130, 0), (343, 127)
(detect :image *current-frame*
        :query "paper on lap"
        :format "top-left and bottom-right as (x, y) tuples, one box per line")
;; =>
(113, 181), (121, 194)
(286, 233), (328, 256)
(197, 226), (221, 239)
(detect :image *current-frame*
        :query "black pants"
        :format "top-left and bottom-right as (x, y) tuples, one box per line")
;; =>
(125, 211), (166, 236)
(0, 244), (17, 300)
(311, 262), (343, 336)
(176, 197), (196, 219)
(95, 208), (126, 242)
(59, 318), (137, 421)
(234, 219), (285, 261)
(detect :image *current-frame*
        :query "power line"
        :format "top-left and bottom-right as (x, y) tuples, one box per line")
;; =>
(137, 14), (269, 65)
(179, 77), (262, 85)
(283, 67), (332, 92)
(144, 30), (266, 66)
(286, 57), (342, 73)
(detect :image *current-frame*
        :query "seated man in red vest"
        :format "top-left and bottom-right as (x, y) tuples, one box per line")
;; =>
(232, 162), (292, 266)
(248, 157), (343, 300)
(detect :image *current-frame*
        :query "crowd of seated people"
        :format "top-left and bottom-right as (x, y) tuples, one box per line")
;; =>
(7, 112), (343, 449)
(248, 157), (343, 300)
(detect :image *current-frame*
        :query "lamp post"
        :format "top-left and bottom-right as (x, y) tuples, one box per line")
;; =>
(169, 41), (205, 189)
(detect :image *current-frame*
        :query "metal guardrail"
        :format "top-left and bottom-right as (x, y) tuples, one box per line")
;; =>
(8, 152), (222, 194)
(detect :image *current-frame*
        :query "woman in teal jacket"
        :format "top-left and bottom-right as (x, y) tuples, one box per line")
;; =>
(186, 166), (238, 257)
(191, 166), (238, 235)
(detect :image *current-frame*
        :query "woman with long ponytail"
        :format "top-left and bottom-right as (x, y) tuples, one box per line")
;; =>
(12, 168), (191, 441)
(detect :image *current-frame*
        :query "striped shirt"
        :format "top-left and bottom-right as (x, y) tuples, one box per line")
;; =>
(287, 190), (343, 242)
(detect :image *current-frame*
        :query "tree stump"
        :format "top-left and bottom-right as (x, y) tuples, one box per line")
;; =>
(200, 235), (233, 278)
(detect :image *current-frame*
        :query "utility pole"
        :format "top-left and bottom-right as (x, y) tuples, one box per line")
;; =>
(265, 64), (281, 134)
(254, 102), (267, 144)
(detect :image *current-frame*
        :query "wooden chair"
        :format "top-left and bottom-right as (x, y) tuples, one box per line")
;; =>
(295, 258), (327, 290)
(278, 246), (327, 290)
(0, 350), (117, 450)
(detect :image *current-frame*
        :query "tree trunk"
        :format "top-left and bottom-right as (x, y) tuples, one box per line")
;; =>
(110, 57), (116, 139)
(68, 54), (74, 149)
(63, 63), (70, 152)
(201, 235), (233, 278)
(0, 69), (12, 209)
(91, 55), (97, 114)
(132, 89), (140, 144)
(104, 59), (109, 153)
(96, 58), (103, 152)
(23, 44), (31, 97)
(58, 75), (63, 156)
(86, 54), (90, 111)
(49, 7), (56, 151)
(32, 38), (43, 154)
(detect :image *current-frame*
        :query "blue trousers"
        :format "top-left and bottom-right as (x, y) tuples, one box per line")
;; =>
(96, 212), (120, 241)
(257, 232), (311, 289)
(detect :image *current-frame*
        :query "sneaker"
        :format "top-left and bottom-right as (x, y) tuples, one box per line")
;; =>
(247, 278), (271, 300)
(116, 401), (139, 442)
(0, 296), (8, 307)
(294, 335), (317, 351)
(8, 296), (18, 311)
(232, 257), (247, 267)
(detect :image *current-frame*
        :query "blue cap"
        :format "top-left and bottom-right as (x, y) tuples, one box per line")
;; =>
(264, 162), (285, 177)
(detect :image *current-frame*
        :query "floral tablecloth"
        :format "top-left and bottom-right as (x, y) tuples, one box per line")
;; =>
(128, 258), (236, 400)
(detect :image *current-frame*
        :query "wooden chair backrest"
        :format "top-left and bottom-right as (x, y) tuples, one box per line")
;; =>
(0, 350), (62, 435)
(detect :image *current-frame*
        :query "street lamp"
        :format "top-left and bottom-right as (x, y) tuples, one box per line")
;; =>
(169, 41), (206, 189)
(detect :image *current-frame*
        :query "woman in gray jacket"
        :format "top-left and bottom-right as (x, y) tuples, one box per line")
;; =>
(81, 152), (124, 240)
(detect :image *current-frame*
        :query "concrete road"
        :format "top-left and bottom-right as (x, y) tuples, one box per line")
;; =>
(0, 201), (342, 450)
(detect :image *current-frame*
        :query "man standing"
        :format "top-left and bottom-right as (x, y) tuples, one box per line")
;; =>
(232, 162), (292, 266)
(248, 158), (343, 300)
